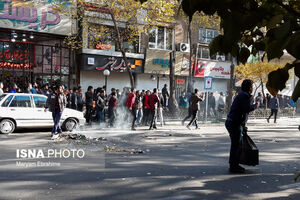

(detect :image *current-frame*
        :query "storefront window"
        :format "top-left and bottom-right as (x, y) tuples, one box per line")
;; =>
(149, 27), (173, 50)
(0, 33), (74, 90)
(197, 47), (210, 59)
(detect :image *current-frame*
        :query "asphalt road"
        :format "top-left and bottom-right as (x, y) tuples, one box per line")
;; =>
(1, 118), (300, 200)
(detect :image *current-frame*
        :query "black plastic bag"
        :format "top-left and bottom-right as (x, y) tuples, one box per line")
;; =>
(239, 129), (259, 166)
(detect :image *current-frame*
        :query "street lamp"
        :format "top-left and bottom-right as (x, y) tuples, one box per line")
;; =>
(150, 70), (166, 89)
(103, 69), (110, 92)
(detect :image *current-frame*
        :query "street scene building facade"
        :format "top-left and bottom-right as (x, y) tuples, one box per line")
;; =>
(1, 1), (300, 200)
(0, 0), (76, 89)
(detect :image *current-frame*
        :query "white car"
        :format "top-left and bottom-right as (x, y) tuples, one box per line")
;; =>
(0, 93), (85, 134)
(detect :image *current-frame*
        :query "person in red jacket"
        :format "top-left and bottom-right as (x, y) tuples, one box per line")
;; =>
(126, 88), (137, 130)
(108, 92), (118, 127)
(148, 88), (160, 130)
(142, 90), (151, 125)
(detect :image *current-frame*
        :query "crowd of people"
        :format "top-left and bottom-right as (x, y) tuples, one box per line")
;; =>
(0, 81), (296, 131)
(82, 84), (170, 130)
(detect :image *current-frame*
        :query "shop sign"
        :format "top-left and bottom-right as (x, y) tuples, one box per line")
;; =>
(0, 42), (35, 68)
(204, 76), (213, 90)
(0, 0), (71, 35)
(95, 42), (112, 50)
(87, 57), (95, 65)
(176, 78), (185, 85)
(179, 54), (195, 76)
(0, 62), (33, 69)
(82, 54), (143, 73)
(194, 60), (231, 79)
(153, 59), (169, 68)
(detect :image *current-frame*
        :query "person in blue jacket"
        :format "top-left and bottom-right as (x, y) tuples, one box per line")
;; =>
(267, 95), (279, 123)
(225, 79), (259, 173)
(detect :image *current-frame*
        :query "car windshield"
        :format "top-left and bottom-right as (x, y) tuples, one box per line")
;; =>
(0, 94), (6, 102)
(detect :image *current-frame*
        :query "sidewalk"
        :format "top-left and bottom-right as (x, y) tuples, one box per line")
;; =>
(164, 117), (300, 127)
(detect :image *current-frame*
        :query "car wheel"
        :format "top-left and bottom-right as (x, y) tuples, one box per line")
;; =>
(0, 119), (15, 134)
(63, 118), (78, 132)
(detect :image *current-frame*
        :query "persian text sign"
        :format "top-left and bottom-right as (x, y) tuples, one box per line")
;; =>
(0, 0), (71, 35)
(194, 60), (231, 79)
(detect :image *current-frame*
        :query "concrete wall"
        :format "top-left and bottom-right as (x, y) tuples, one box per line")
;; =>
(136, 74), (170, 91)
(80, 71), (131, 92)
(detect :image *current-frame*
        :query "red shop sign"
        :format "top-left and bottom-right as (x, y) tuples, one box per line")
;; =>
(176, 79), (185, 85)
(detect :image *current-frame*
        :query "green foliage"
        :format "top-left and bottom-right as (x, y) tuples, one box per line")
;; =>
(179, 0), (300, 100)
(292, 80), (300, 102)
(239, 48), (251, 65)
(266, 68), (289, 96)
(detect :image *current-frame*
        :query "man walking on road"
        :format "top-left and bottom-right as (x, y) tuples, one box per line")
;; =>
(186, 89), (203, 130)
(225, 79), (259, 173)
(45, 85), (67, 140)
(267, 95), (279, 123)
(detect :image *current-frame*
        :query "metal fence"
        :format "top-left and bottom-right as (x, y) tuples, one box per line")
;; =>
(163, 107), (297, 121)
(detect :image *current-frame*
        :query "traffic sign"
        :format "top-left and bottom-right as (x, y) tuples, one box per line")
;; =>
(204, 76), (213, 90)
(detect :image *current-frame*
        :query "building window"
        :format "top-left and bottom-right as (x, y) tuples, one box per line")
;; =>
(197, 45), (229, 61)
(197, 46), (210, 59)
(199, 28), (218, 44)
(88, 25), (139, 54)
(149, 27), (173, 50)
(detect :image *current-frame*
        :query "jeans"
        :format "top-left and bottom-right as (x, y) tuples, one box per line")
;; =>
(268, 109), (278, 122)
(96, 110), (103, 122)
(156, 107), (164, 126)
(188, 110), (198, 127)
(130, 107), (137, 129)
(142, 108), (150, 125)
(109, 108), (116, 127)
(137, 108), (143, 124)
(85, 105), (93, 124)
(225, 120), (242, 166)
(149, 109), (157, 129)
(52, 109), (62, 135)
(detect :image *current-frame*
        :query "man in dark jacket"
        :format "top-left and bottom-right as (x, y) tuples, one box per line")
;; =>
(149, 88), (159, 130)
(162, 84), (169, 107)
(225, 79), (259, 173)
(85, 86), (94, 125)
(45, 85), (67, 140)
(267, 95), (279, 123)
(96, 89), (106, 123)
(186, 89), (203, 130)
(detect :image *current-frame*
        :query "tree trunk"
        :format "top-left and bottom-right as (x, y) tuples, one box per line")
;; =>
(253, 82), (262, 96)
(169, 51), (178, 116)
(260, 78), (266, 109)
(75, 0), (84, 87)
(226, 59), (235, 111)
(187, 22), (193, 93)
(108, 8), (135, 88)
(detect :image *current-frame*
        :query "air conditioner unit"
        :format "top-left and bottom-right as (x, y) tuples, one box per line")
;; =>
(216, 55), (225, 61)
(176, 43), (190, 53)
